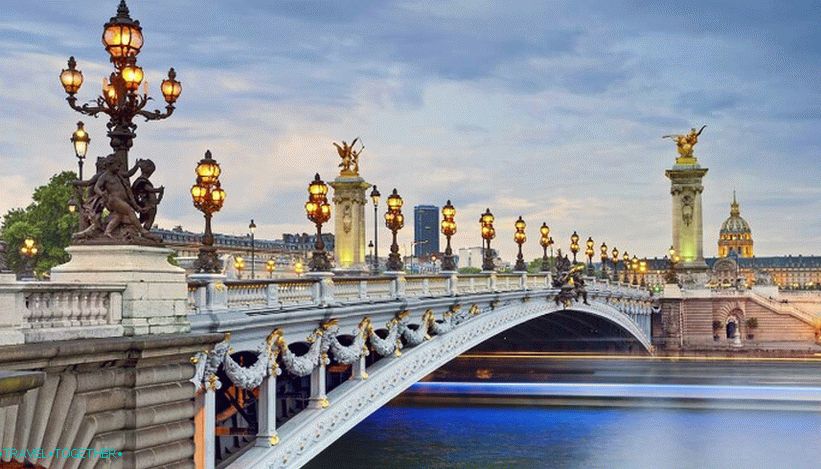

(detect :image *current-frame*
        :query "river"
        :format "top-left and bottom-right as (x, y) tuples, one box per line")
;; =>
(305, 356), (821, 468)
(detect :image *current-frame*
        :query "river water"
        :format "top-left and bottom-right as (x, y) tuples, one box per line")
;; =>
(307, 391), (821, 469)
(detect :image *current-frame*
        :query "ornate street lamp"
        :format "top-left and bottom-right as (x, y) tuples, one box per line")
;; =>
(570, 231), (580, 263)
(248, 219), (257, 279)
(19, 237), (38, 280)
(234, 255), (245, 279)
(600, 242), (608, 279)
(640, 259), (648, 287)
(666, 245), (680, 284)
(513, 216), (527, 272)
(585, 236), (595, 275)
(190, 150), (226, 273)
(384, 189), (405, 272)
(539, 223), (550, 272)
(631, 255), (639, 285)
(294, 260), (304, 277)
(622, 251), (630, 283)
(305, 174), (332, 272)
(60, 1), (181, 244)
(480, 208), (496, 271)
(71, 121), (90, 179)
(440, 200), (457, 272)
(266, 258), (276, 278)
(69, 122), (90, 222)
(369, 185), (381, 273)
(611, 246), (619, 281)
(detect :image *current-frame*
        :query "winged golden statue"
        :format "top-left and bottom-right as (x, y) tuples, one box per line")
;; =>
(663, 125), (706, 161)
(333, 138), (364, 176)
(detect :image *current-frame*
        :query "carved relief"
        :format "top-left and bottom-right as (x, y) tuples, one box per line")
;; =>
(681, 193), (694, 226)
(342, 205), (352, 234)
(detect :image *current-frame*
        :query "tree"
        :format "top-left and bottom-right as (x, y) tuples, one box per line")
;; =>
(1, 171), (78, 277)
(458, 267), (481, 274)
(527, 256), (554, 274)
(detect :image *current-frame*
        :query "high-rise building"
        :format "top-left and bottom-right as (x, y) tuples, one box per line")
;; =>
(414, 205), (439, 258)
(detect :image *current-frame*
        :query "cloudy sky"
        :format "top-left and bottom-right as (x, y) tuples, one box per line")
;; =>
(1, 0), (819, 261)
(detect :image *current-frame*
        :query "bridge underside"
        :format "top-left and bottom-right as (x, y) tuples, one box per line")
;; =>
(471, 311), (648, 354)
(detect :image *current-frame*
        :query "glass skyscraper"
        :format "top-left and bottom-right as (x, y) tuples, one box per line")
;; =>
(414, 205), (440, 258)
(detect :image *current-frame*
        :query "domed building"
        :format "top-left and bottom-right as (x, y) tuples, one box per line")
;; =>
(718, 191), (753, 258)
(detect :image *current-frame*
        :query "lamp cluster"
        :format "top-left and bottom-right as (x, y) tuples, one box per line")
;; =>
(305, 174), (332, 272)
(384, 189), (405, 272)
(480, 209), (496, 271)
(190, 151), (226, 273)
(440, 200), (457, 272)
(513, 216), (527, 272)
(59, 0), (182, 173)
(539, 223), (552, 272)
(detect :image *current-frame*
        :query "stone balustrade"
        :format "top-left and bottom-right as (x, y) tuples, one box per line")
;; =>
(0, 282), (125, 344)
(0, 270), (651, 346)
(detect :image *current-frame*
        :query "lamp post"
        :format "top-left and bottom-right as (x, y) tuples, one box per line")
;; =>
(513, 216), (527, 272)
(631, 255), (639, 285)
(480, 208), (496, 272)
(440, 200), (457, 272)
(570, 231), (580, 263)
(611, 247), (619, 281)
(384, 189), (405, 272)
(600, 242), (608, 279)
(59, 1), (182, 242)
(368, 240), (374, 267)
(666, 245), (680, 284)
(370, 185), (381, 273)
(539, 223), (550, 272)
(234, 255), (245, 279)
(622, 251), (630, 283)
(640, 259), (648, 287)
(305, 174), (332, 272)
(266, 258), (276, 279)
(19, 238), (38, 280)
(68, 122), (91, 219)
(585, 236), (595, 276)
(190, 150), (226, 273)
(249, 219), (257, 279)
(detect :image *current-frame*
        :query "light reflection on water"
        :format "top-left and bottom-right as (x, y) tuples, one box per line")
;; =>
(306, 402), (821, 468)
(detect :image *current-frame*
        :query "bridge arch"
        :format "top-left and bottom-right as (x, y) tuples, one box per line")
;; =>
(232, 298), (651, 468)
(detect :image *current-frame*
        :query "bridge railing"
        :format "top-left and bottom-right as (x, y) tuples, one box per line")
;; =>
(187, 270), (652, 314)
(0, 282), (125, 343)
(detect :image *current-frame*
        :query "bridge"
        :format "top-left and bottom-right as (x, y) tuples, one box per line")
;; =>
(185, 271), (653, 468)
(0, 270), (652, 469)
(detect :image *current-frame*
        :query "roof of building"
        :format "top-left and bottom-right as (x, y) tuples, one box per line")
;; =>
(719, 191), (752, 235)
(643, 255), (821, 271)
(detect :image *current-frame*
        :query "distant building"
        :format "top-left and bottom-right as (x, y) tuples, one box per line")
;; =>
(457, 246), (500, 270)
(718, 192), (754, 258)
(413, 205), (439, 258)
(154, 226), (334, 272)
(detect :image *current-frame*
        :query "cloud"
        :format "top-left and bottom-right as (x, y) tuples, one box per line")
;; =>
(0, 0), (818, 261)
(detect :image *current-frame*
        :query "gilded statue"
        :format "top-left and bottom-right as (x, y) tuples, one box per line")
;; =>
(333, 138), (364, 176)
(663, 125), (706, 161)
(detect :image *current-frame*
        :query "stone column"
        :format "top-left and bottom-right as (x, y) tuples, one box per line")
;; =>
(329, 176), (371, 272)
(665, 163), (709, 273)
(255, 374), (278, 447)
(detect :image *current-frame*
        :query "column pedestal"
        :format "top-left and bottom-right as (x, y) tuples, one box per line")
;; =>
(329, 176), (371, 272)
(51, 245), (190, 335)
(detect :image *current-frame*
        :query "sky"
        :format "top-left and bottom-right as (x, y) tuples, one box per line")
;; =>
(0, 0), (819, 261)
